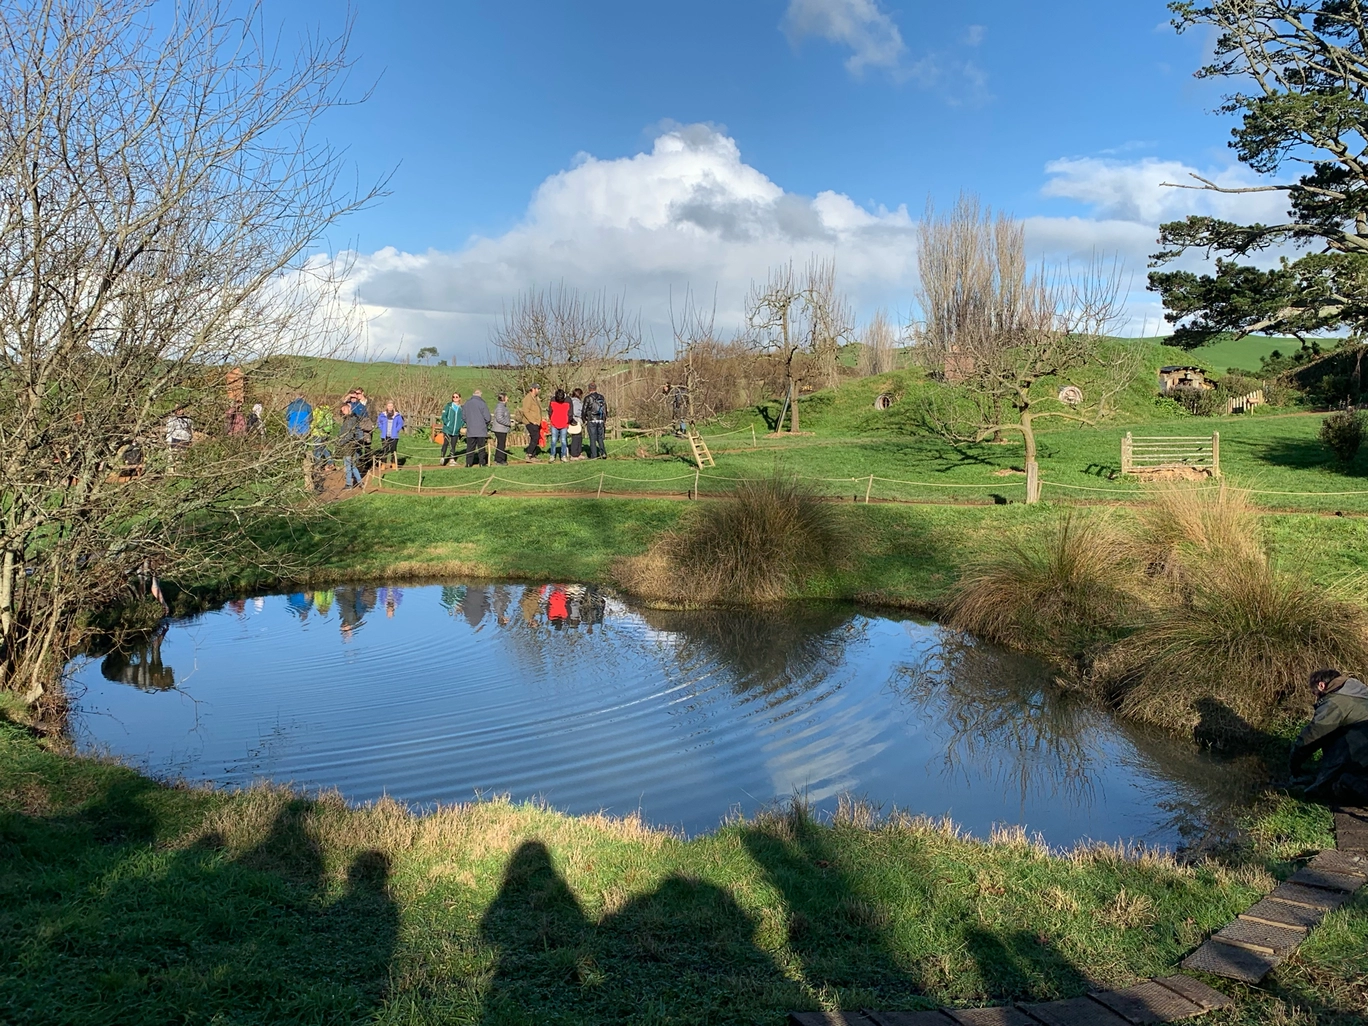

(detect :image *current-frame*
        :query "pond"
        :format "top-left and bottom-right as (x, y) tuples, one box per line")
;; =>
(68, 581), (1268, 848)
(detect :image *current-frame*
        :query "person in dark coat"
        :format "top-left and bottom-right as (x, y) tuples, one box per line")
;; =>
(1291, 668), (1368, 803)
(338, 403), (363, 489)
(463, 390), (492, 467)
(583, 383), (608, 460)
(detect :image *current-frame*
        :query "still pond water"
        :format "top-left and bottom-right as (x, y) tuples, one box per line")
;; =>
(68, 581), (1265, 848)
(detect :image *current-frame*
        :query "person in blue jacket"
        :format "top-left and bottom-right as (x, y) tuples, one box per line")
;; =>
(376, 401), (404, 467)
(285, 393), (312, 436)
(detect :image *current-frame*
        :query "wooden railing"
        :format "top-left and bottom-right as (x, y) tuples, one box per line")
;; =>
(1121, 432), (1220, 477)
(1226, 389), (1264, 415)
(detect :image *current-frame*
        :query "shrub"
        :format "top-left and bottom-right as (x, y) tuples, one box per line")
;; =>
(944, 514), (1140, 662)
(1319, 410), (1365, 463)
(1099, 560), (1368, 733)
(615, 474), (850, 604)
(1133, 482), (1264, 589)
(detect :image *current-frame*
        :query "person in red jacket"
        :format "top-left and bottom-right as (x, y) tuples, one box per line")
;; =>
(547, 389), (572, 462)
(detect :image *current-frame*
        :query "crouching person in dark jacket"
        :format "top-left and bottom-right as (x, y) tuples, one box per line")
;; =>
(1291, 668), (1368, 804)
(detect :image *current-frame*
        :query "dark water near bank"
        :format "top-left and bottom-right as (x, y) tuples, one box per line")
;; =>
(68, 582), (1266, 847)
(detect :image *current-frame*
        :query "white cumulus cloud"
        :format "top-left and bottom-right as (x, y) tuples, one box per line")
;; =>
(331, 129), (1297, 359)
(340, 124), (919, 361)
(781, 0), (906, 75)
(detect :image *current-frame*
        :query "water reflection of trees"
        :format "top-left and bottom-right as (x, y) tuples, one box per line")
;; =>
(637, 603), (863, 706)
(897, 631), (1100, 810)
(897, 629), (1267, 847)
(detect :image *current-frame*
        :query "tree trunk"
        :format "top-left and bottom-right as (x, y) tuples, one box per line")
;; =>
(788, 377), (800, 433)
(1021, 411), (1040, 503)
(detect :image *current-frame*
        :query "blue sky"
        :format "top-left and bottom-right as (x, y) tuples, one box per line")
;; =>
(261, 0), (1284, 359)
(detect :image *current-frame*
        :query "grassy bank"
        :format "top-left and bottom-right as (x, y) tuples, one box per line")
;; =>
(1, 723), (1364, 1025)
(231, 493), (1368, 608)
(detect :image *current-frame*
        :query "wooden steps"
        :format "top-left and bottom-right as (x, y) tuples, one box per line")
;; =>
(685, 425), (714, 469)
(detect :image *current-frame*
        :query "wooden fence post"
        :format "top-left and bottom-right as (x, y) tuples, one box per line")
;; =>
(480, 473), (494, 496)
(751, 425), (756, 447)
(865, 475), (873, 504)
(1025, 460), (1040, 504)
(1212, 431), (1221, 478)
(597, 472), (604, 498)
(693, 466), (700, 499)
(417, 464), (423, 492)
(1121, 432), (1133, 476)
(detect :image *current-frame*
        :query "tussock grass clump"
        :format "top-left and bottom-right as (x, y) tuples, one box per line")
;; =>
(1102, 560), (1368, 731)
(616, 474), (849, 603)
(944, 514), (1139, 662)
(1098, 482), (1368, 732)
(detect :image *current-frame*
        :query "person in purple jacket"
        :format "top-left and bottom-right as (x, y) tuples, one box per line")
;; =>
(376, 401), (404, 467)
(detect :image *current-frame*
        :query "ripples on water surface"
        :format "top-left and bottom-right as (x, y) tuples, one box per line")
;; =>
(68, 581), (1266, 847)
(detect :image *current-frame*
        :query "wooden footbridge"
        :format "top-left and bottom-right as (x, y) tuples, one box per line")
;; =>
(790, 805), (1367, 1026)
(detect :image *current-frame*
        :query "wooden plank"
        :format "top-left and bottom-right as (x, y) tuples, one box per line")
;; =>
(1285, 866), (1365, 893)
(790, 1013), (873, 1026)
(1019, 996), (1131, 1026)
(1307, 850), (1367, 878)
(1267, 881), (1352, 910)
(1212, 918), (1306, 956)
(1151, 976), (1232, 1012)
(1334, 806), (1368, 851)
(1238, 897), (1324, 931)
(1089, 981), (1203, 1024)
(1181, 940), (1280, 984)
(863, 1012), (957, 1026)
(944, 1008), (1037, 1026)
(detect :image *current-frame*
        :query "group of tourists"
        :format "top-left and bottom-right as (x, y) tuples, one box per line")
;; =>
(440, 383), (610, 466)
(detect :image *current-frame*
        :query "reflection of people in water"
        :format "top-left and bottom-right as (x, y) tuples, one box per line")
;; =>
(285, 592), (312, 620)
(313, 589), (333, 615)
(492, 585), (512, 627)
(440, 585), (467, 617)
(547, 586), (569, 628)
(228, 598), (246, 617)
(335, 586), (377, 638)
(101, 628), (176, 691)
(463, 586), (489, 630)
(376, 586), (403, 619)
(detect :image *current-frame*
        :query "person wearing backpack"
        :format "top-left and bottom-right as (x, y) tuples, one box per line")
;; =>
(441, 392), (464, 466)
(338, 402), (363, 489)
(519, 385), (543, 461)
(583, 383), (608, 460)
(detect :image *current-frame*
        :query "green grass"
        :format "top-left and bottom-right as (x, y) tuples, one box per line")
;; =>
(2, 722), (1363, 1025)
(1187, 335), (1334, 374)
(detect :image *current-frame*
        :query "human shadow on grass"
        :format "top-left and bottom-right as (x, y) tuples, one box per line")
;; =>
(478, 839), (800, 1024)
(1, 786), (398, 1026)
(739, 807), (1092, 1018)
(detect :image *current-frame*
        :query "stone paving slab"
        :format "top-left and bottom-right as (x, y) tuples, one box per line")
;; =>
(1181, 939), (1282, 984)
(1237, 897), (1324, 931)
(863, 1011), (957, 1026)
(1151, 977), (1233, 1012)
(1285, 866), (1365, 893)
(944, 1007), (1038, 1026)
(1334, 806), (1368, 850)
(1267, 881), (1352, 910)
(1212, 918), (1306, 956)
(1019, 996), (1131, 1026)
(1307, 849), (1367, 878)
(790, 1013), (873, 1026)
(1089, 981), (1204, 1024)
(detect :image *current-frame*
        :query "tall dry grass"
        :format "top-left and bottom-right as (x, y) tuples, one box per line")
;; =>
(944, 514), (1140, 663)
(614, 475), (849, 604)
(1098, 482), (1368, 732)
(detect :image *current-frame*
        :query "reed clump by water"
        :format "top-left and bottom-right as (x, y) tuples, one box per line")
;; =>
(615, 474), (850, 603)
(945, 514), (1138, 665)
(948, 483), (1368, 734)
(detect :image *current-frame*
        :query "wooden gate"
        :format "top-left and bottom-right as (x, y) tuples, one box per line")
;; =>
(1121, 432), (1220, 477)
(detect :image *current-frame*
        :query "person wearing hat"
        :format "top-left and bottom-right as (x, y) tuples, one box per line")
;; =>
(440, 391), (464, 466)
(1291, 668), (1368, 803)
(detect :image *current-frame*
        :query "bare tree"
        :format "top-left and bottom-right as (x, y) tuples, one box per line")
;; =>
(913, 196), (1134, 503)
(0, 0), (381, 706)
(489, 282), (642, 395)
(857, 308), (899, 376)
(746, 257), (854, 432)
